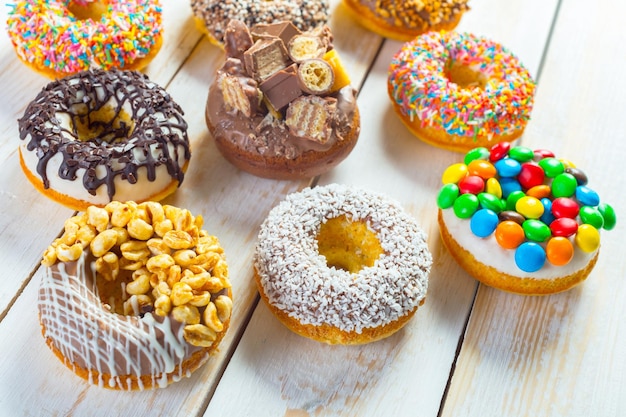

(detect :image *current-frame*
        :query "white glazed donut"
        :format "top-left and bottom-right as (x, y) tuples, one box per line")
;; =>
(254, 183), (432, 344)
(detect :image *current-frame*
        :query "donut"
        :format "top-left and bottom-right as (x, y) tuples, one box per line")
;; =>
(190, 0), (329, 47)
(437, 144), (617, 295)
(205, 20), (360, 180)
(388, 31), (536, 153)
(342, 0), (469, 41)
(254, 184), (432, 344)
(18, 68), (190, 212)
(39, 201), (232, 390)
(6, 0), (162, 78)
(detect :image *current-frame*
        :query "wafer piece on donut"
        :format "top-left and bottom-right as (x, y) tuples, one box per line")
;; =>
(254, 184), (432, 344)
(39, 201), (232, 390)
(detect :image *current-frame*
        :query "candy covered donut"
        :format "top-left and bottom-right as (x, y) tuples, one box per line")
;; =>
(388, 31), (536, 153)
(18, 69), (190, 211)
(437, 144), (617, 295)
(206, 20), (360, 179)
(6, 0), (162, 78)
(40, 201), (232, 390)
(254, 184), (432, 344)
(191, 0), (329, 47)
(342, 0), (469, 41)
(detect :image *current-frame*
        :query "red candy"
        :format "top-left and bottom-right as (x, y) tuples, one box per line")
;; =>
(550, 217), (578, 237)
(518, 162), (545, 189)
(533, 149), (555, 159)
(458, 175), (485, 194)
(489, 142), (511, 162)
(551, 197), (580, 219)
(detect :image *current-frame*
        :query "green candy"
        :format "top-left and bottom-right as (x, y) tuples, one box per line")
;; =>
(464, 147), (490, 165)
(508, 146), (534, 162)
(579, 206), (604, 229)
(437, 184), (460, 209)
(538, 158), (565, 178)
(506, 190), (525, 211)
(478, 192), (506, 213)
(453, 193), (479, 219)
(598, 203), (617, 230)
(523, 219), (551, 242)
(551, 173), (578, 197)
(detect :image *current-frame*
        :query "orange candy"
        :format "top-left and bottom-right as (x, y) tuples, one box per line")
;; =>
(526, 184), (551, 199)
(468, 159), (497, 180)
(495, 220), (525, 249)
(546, 237), (574, 266)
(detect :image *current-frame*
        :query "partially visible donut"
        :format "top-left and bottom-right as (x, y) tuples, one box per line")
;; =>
(205, 20), (360, 180)
(191, 0), (329, 47)
(39, 201), (232, 390)
(6, 0), (162, 78)
(18, 69), (190, 211)
(254, 184), (432, 345)
(388, 31), (536, 153)
(343, 0), (469, 41)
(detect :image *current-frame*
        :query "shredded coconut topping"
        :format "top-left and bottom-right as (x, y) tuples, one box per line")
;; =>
(254, 183), (432, 333)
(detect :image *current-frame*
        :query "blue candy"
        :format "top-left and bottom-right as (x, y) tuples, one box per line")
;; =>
(470, 209), (499, 238)
(539, 197), (556, 225)
(576, 185), (600, 206)
(494, 158), (522, 177)
(514, 242), (546, 272)
(500, 177), (523, 198)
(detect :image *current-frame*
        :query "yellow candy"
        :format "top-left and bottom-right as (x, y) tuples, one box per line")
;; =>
(575, 224), (600, 253)
(486, 177), (502, 198)
(323, 49), (351, 92)
(559, 158), (577, 169)
(442, 163), (468, 184)
(515, 196), (544, 219)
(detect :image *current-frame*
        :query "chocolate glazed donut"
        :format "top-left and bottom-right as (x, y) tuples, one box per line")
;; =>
(18, 69), (190, 210)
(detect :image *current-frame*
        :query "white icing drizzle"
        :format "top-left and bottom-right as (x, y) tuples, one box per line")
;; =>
(38, 252), (206, 390)
(254, 183), (432, 333)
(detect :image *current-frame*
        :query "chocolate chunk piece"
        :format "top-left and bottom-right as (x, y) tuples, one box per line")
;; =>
(243, 38), (291, 81)
(224, 20), (254, 61)
(259, 64), (303, 112)
(285, 95), (335, 143)
(287, 34), (326, 63)
(297, 59), (334, 95)
(219, 74), (260, 117)
(250, 21), (301, 47)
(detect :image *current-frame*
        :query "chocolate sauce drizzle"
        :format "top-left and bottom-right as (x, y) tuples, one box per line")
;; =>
(19, 69), (190, 200)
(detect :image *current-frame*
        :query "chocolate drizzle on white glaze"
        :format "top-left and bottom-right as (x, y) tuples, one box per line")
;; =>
(18, 69), (190, 201)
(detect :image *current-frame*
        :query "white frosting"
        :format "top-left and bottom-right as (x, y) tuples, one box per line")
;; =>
(38, 253), (206, 390)
(254, 184), (432, 333)
(441, 208), (596, 279)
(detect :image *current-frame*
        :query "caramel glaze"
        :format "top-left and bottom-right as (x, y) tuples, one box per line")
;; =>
(18, 69), (190, 201)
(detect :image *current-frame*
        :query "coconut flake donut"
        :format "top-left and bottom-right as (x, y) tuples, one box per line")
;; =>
(191, 0), (329, 47)
(437, 144), (617, 295)
(342, 0), (469, 41)
(254, 184), (432, 345)
(18, 68), (190, 212)
(206, 20), (360, 180)
(6, 0), (162, 79)
(39, 201), (232, 390)
(388, 31), (536, 153)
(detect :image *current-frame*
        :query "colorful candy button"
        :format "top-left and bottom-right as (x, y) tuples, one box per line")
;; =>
(538, 157), (564, 178)
(516, 196), (544, 219)
(458, 175), (485, 194)
(539, 197), (556, 226)
(464, 147), (490, 165)
(579, 206), (604, 229)
(442, 163), (468, 184)
(453, 193), (479, 218)
(505, 190), (525, 211)
(495, 220), (525, 249)
(514, 242), (546, 272)
(518, 162), (545, 189)
(575, 224), (600, 253)
(489, 142), (510, 162)
(598, 203), (616, 230)
(498, 210), (526, 225)
(551, 197), (580, 219)
(566, 167), (588, 185)
(478, 192), (506, 213)
(508, 146), (534, 162)
(522, 219), (551, 242)
(551, 173), (578, 197)
(485, 177), (502, 198)
(494, 158), (522, 177)
(526, 184), (551, 199)
(546, 237), (574, 266)
(575, 185), (600, 206)
(500, 178), (522, 198)
(550, 217), (578, 237)
(468, 159), (496, 179)
(470, 209), (499, 238)
(437, 183), (460, 209)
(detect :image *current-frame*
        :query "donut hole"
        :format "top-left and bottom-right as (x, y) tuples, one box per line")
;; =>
(317, 215), (383, 274)
(67, 1), (108, 21)
(72, 104), (135, 143)
(446, 62), (488, 89)
(95, 269), (137, 315)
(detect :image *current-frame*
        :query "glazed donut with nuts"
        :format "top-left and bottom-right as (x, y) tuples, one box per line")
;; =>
(39, 201), (232, 390)
(206, 20), (360, 179)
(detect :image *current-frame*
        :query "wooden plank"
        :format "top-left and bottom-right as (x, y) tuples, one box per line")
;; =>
(204, 0), (559, 416)
(0, 1), (381, 415)
(0, 0), (201, 317)
(441, 0), (626, 416)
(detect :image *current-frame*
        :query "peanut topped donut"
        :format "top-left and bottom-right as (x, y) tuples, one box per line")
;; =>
(6, 0), (162, 78)
(254, 184), (432, 344)
(206, 20), (360, 179)
(18, 68), (190, 211)
(191, 0), (329, 47)
(343, 0), (469, 41)
(388, 31), (536, 153)
(437, 144), (617, 295)
(40, 201), (232, 390)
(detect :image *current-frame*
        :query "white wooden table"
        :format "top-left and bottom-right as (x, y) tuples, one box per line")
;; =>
(1, 1), (625, 416)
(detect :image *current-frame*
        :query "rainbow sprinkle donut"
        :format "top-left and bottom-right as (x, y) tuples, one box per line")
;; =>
(6, 0), (163, 78)
(437, 143), (617, 295)
(388, 31), (536, 153)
